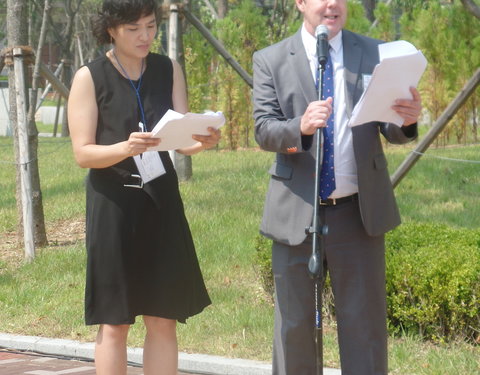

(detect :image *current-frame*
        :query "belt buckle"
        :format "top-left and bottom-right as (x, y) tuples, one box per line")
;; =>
(319, 197), (337, 206)
(124, 174), (144, 189)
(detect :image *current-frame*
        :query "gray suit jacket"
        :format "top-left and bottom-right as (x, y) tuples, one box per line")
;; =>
(253, 29), (417, 246)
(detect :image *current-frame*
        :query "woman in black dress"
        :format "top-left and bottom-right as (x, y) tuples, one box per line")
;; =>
(68, 0), (220, 373)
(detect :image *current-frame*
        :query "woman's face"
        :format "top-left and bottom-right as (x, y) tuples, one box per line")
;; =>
(109, 13), (157, 58)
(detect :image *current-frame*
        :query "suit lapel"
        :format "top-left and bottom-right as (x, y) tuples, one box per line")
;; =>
(342, 30), (362, 117)
(284, 30), (366, 116)
(287, 30), (318, 104)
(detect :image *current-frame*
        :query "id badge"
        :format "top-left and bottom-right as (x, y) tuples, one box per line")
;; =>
(362, 74), (372, 92)
(133, 151), (166, 183)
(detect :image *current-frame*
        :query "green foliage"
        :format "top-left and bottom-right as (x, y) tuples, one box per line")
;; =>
(399, 2), (480, 145)
(184, 0), (269, 149)
(345, 1), (371, 35)
(392, 0), (430, 15)
(182, 0), (479, 149)
(446, 5), (480, 144)
(254, 234), (274, 299)
(0, 140), (479, 370)
(385, 222), (480, 343)
(253, 221), (480, 344)
(183, 0), (479, 150)
(254, 233), (336, 316)
(150, 29), (165, 55)
(184, 29), (215, 114)
(265, 2), (303, 43)
(369, 2), (396, 41)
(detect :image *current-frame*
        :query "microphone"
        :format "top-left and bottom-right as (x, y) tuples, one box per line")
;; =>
(315, 25), (329, 69)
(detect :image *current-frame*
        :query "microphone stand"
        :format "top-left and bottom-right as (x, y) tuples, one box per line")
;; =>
(306, 48), (329, 375)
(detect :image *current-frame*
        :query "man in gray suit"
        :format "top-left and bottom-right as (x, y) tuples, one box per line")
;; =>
(253, 1), (422, 374)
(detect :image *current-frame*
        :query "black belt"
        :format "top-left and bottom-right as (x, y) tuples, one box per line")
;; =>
(123, 174), (144, 189)
(89, 168), (144, 189)
(319, 193), (358, 206)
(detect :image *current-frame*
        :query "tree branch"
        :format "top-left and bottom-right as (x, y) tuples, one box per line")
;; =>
(460, 0), (480, 19)
(203, 0), (219, 19)
(31, 0), (50, 91)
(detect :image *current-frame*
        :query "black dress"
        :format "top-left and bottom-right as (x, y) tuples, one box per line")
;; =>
(84, 53), (211, 325)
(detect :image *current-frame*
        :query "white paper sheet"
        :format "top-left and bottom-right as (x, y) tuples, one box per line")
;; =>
(148, 110), (225, 151)
(349, 40), (427, 127)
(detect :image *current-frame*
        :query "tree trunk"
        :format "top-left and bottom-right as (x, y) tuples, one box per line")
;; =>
(13, 47), (36, 260)
(7, 0), (49, 250)
(168, 3), (192, 181)
(217, 0), (228, 18)
(60, 1), (76, 137)
(61, 61), (72, 137)
(27, 0), (51, 247)
(362, 0), (376, 22)
(7, 0), (28, 247)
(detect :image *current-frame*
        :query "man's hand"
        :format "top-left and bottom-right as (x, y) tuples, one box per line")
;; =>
(392, 86), (422, 127)
(300, 97), (333, 135)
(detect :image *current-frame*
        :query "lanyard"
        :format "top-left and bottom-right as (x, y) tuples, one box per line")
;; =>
(112, 50), (147, 130)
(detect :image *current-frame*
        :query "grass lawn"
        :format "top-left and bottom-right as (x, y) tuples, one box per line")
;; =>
(0, 136), (479, 374)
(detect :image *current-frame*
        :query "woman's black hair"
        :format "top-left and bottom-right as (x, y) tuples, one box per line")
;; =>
(92, 0), (159, 45)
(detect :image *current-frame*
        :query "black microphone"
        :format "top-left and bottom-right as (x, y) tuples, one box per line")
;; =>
(315, 25), (329, 69)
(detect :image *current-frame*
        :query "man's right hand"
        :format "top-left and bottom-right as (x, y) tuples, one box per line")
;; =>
(300, 97), (333, 135)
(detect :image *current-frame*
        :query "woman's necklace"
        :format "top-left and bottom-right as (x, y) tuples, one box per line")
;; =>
(111, 50), (144, 81)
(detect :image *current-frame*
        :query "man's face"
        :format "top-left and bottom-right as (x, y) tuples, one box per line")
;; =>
(296, 0), (347, 39)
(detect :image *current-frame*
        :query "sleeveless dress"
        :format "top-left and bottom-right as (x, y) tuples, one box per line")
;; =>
(84, 53), (211, 325)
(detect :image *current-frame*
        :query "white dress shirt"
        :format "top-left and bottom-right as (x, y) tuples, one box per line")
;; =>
(301, 25), (358, 198)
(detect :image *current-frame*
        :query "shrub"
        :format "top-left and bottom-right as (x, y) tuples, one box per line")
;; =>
(254, 223), (480, 343)
(385, 222), (480, 343)
(254, 235), (274, 300)
(254, 234), (335, 316)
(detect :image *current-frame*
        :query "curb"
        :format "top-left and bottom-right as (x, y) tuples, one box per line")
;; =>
(0, 333), (341, 375)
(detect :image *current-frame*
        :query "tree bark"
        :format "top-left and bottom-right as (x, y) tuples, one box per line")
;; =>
(13, 47), (36, 260)
(7, 0), (49, 250)
(7, 0), (28, 247)
(217, 0), (228, 18)
(27, 0), (51, 247)
(169, 3), (192, 181)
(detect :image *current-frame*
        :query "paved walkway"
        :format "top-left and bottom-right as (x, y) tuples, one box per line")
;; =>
(0, 349), (149, 375)
(0, 333), (342, 375)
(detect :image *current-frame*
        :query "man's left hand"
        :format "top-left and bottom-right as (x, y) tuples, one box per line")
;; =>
(392, 86), (422, 127)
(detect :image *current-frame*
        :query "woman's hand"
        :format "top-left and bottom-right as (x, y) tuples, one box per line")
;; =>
(125, 132), (161, 156)
(192, 127), (221, 150)
(177, 127), (221, 155)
